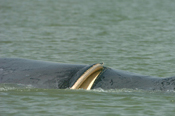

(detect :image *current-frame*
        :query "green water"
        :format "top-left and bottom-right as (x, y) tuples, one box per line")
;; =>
(0, 0), (175, 115)
(1, 87), (175, 116)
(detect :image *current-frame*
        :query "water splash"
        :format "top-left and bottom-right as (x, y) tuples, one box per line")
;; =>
(0, 83), (35, 91)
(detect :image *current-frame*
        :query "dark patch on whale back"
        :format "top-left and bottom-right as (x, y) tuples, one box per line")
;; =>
(159, 76), (175, 91)
(57, 67), (86, 89)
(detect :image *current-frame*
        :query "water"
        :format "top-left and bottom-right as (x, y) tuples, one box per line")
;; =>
(0, 0), (175, 115)
(1, 86), (175, 116)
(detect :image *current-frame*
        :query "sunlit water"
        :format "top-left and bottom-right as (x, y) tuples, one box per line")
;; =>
(1, 0), (175, 115)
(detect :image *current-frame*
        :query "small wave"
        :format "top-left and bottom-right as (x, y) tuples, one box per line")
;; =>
(1, 84), (175, 94)
(91, 88), (143, 93)
(91, 88), (175, 94)
(0, 83), (35, 91)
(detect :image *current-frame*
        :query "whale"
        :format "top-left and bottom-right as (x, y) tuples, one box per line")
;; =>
(0, 58), (175, 91)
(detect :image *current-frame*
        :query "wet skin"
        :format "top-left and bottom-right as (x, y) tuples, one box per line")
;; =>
(0, 58), (175, 91)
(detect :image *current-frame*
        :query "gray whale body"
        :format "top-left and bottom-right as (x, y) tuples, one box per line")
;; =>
(0, 58), (175, 91)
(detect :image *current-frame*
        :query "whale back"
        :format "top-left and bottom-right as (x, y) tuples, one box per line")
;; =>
(0, 58), (86, 89)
